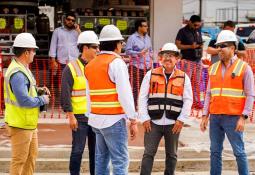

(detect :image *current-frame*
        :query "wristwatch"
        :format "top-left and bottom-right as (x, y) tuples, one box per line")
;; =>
(242, 115), (249, 120)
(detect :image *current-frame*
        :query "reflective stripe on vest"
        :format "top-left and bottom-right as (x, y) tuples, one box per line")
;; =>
(90, 88), (117, 95)
(4, 59), (39, 129)
(85, 54), (124, 115)
(149, 93), (183, 101)
(148, 104), (182, 112)
(209, 59), (245, 77)
(68, 59), (87, 114)
(91, 101), (122, 108)
(232, 59), (246, 76)
(71, 89), (86, 97)
(211, 88), (245, 98)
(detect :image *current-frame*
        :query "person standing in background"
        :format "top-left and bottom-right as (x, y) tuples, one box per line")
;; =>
(49, 11), (81, 96)
(175, 15), (203, 63)
(125, 19), (152, 107)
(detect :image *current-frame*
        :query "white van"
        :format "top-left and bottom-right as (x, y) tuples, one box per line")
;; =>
(234, 23), (255, 42)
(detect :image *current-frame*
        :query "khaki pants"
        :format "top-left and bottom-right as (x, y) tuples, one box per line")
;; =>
(6, 125), (38, 175)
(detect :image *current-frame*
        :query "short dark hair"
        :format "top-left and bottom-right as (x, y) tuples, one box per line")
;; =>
(135, 19), (147, 31)
(190, 15), (201, 23)
(99, 40), (119, 51)
(13, 47), (27, 57)
(227, 42), (237, 50)
(223, 20), (235, 28)
(65, 11), (76, 19)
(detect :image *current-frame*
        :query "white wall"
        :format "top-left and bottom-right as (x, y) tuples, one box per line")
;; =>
(150, 0), (182, 53)
(183, 0), (255, 23)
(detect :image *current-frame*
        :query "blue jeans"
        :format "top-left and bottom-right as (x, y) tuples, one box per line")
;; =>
(92, 119), (129, 175)
(209, 114), (249, 175)
(70, 115), (96, 175)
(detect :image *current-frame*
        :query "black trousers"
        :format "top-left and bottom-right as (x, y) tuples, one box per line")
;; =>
(70, 115), (96, 175)
(140, 122), (180, 175)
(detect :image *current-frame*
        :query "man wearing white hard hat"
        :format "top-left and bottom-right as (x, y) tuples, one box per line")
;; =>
(61, 31), (99, 175)
(4, 33), (50, 175)
(138, 43), (193, 175)
(85, 25), (138, 175)
(200, 30), (254, 175)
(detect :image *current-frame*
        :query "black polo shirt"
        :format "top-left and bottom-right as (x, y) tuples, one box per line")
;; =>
(176, 25), (203, 62)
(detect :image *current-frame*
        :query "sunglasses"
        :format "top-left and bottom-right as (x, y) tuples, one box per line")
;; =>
(89, 45), (99, 50)
(216, 44), (229, 49)
(66, 18), (75, 22)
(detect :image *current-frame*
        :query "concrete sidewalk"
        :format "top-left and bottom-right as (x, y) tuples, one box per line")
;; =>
(0, 172), (248, 175)
(1, 117), (255, 173)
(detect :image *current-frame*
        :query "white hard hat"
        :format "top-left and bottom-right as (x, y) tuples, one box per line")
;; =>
(77, 31), (99, 45)
(160, 43), (179, 53)
(99, 25), (124, 42)
(13, 33), (38, 49)
(215, 30), (237, 45)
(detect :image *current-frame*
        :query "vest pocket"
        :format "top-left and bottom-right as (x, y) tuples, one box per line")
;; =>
(171, 79), (184, 95)
(25, 110), (38, 127)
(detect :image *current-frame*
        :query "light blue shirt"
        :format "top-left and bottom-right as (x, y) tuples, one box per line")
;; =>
(125, 32), (153, 69)
(10, 72), (45, 107)
(49, 26), (80, 64)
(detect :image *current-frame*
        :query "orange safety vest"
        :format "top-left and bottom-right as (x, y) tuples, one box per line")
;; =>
(209, 58), (247, 115)
(148, 67), (185, 120)
(85, 53), (124, 115)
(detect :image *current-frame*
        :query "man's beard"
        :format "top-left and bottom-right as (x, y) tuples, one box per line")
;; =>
(65, 24), (74, 30)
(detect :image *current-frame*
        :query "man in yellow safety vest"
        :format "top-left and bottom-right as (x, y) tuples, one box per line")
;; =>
(4, 33), (50, 175)
(61, 31), (99, 175)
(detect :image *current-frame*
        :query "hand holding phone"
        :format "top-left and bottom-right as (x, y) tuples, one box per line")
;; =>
(74, 24), (81, 33)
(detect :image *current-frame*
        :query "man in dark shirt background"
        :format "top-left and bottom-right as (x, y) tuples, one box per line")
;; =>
(175, 15), (203, 63)
(175, 15), (204, 109)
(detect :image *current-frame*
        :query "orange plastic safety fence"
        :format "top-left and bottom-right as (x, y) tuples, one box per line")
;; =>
(0, 50), (254, 120)
(176, 59), (209, 119)
(0, 56), (66, 118)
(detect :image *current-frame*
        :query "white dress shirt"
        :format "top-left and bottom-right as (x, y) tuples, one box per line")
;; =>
(138, 67), (193, 125)
(87, 51), (137, 129)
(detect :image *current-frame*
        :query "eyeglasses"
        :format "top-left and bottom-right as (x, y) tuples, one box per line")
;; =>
(26, 49), (36, 53)
(162, 53), (176, 58)
(66, 18), (75, 22)
(216, 44), (229, 49)
(141, 25), (148, 28)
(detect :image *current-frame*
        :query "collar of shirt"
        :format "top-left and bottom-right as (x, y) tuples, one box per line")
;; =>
(134, 31), (148, 38)
(221, 55), (237, 68)
(61, 25), (75, 32)
(162, 66), (177, 80)
(99, 51), (122, 58)
(78, 57), (88, 65)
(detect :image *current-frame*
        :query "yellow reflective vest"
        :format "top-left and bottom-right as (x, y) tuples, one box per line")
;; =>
(4, 59), (39, 129)
(67, 59), (87, 114)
